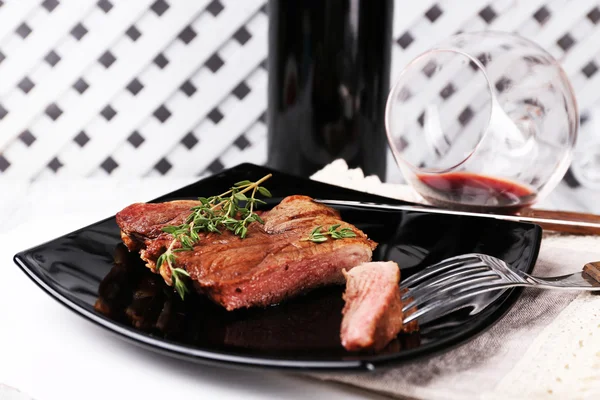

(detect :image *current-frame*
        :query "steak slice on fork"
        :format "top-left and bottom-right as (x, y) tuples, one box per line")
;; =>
(340, 261), (406, 352)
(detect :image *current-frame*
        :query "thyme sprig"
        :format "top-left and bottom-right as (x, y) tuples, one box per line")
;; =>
(157, 174), (272, 299)
(303, 224), (357, 243)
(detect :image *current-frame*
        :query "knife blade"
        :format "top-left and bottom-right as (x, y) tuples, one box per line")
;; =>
(313, 199), (600, 235)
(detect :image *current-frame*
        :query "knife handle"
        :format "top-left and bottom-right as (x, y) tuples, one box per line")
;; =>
(517, 208), (600, 235)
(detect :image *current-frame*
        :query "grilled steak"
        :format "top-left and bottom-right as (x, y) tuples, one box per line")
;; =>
(116, 195), (376, 310)
(340, 261), (405, 352)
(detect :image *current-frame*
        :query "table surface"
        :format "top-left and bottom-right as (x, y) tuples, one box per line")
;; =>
(0, 178), (390, 400)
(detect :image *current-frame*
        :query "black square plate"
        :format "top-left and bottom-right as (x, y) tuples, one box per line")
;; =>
(13, 163), (541, 371)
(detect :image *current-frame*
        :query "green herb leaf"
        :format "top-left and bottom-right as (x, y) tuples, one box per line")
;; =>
(257, 187), (272, 197)
(173, 267), (190, 278)
(172, 268), (190, 300)
(338, 228), (356, 238)
(161, 226), (179, 234)
(235, 180), (252, 187)
(304, 224), (357, 243)
(234, 192), (248, 201)
(328, 224), (341, 232)
(156, 254), (165, 269)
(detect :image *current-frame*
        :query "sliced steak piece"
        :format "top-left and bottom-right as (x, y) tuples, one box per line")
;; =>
(340, 261), (405, 352)
(116, 195), (377, 310)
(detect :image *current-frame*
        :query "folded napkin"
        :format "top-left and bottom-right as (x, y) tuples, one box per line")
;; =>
(307, 160), (600, 400)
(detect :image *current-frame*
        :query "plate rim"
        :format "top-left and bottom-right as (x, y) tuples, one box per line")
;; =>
(13, 163), (543, 371)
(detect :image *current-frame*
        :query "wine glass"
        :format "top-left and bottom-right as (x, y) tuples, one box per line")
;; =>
(385, 31), (578, 212)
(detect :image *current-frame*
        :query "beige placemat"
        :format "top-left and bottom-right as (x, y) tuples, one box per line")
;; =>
(305, 160), (600, 400)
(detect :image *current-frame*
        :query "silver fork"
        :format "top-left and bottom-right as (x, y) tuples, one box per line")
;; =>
(400, 253), (600, 325)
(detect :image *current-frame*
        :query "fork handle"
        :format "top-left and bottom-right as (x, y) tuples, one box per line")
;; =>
(515, 208), (600, 235)
(518, 270), (600, 289)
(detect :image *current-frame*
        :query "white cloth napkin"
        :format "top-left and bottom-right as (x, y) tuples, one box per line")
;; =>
(308, 160), (600, 400)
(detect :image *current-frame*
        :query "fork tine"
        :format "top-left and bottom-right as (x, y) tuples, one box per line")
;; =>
(402, 273), (501, 312)
(402, 268), (497, 303)
(402, 282), (518, 325)
(401, 262), (489, 299)
(452, 278), (523, 295)
(400, 253), (481, 289)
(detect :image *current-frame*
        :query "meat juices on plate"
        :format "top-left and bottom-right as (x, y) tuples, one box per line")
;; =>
(116, 195), (376, 311)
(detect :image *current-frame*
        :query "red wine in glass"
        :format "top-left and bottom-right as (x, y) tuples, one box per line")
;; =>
(415, 172), (537, 213)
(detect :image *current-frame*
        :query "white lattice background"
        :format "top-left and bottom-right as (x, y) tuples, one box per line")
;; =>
(0, 0), (600, 210)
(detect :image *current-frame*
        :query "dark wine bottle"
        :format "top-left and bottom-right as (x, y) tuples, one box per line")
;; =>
(266, 0), (394, 180)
